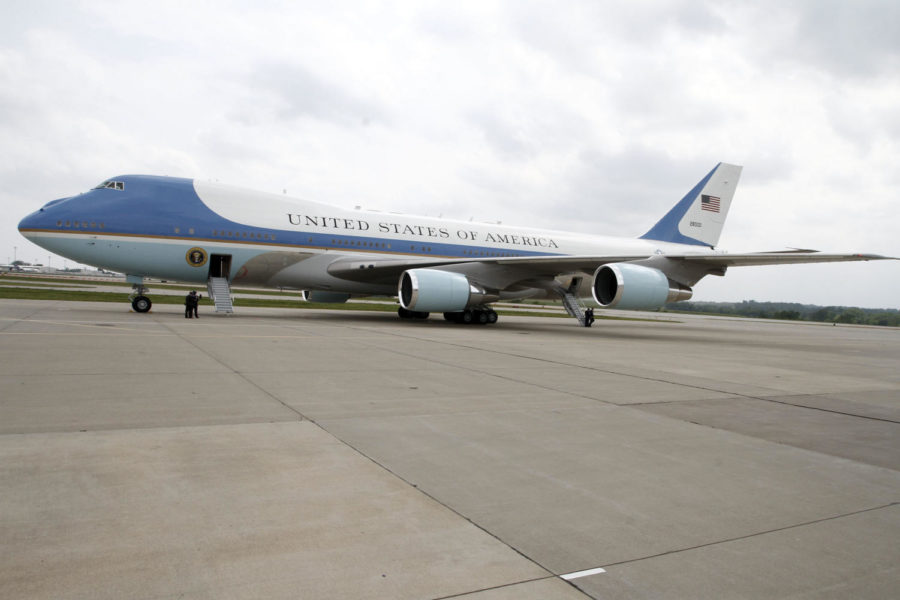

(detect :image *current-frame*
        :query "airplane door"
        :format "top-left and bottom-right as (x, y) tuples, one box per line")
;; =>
(209, 254), (232, 279)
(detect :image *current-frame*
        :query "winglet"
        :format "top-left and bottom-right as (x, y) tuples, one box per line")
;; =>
(641, 163), (743, 248)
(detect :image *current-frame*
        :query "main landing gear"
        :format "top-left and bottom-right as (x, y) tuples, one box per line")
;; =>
(398, 306), (499, 325)
(443, 308), (498, 325)
(128, 280), (152, 313)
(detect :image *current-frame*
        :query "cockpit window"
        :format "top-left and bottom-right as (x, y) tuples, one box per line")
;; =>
(93, 180), (125, 191)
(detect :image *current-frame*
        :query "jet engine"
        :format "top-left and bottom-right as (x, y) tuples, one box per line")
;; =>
(301, 290), (351, 303)
(398, 269), (497, 313)
(592, 263), (692, 310)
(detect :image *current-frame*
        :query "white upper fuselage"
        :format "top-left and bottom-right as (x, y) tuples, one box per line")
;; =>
(18, 176), (715, 297)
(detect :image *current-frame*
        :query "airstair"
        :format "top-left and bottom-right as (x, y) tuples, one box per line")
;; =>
(207, 277), (234, 313)
(553, 278), (590, 327)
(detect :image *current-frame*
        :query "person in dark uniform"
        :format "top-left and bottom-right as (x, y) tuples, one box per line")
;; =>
(190, 290), (201, 318)
(185, 291), (195, 318)
(584, 307), (595, 327)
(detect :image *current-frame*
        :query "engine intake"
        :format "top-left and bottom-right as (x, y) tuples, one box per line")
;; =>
(399, 269), (497, 313)
(593, 263), (692, 310)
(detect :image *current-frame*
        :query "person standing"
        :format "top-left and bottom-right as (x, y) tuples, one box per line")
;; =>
(584, 307), (595, 327)
(190, 290), (201, 318)
(184, 291), (195, 318)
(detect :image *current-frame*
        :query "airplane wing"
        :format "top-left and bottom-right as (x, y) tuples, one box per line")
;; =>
(673, 251), (893, 267)
(326, 250), (893, 290)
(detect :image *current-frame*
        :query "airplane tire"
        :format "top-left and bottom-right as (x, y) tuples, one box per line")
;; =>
(132, 296), (152, 313)
(487, 310), (498, 324)
(413, 311), (430, 319)
(477, 310), (489, 324)
(398, 307), (413, 319)
(462, 310), (473, 324)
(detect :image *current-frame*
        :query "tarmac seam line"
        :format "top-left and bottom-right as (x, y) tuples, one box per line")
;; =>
(598, 501), (900, 570)
(149, 312), (571, 597)
(428, 574), (592, 600)
(345, 325), (899, 424)
(150, 314), (309, 423)
(757, 394), (900, 424)
(628, 393), (900, 424)
(309, 420), (574, 599)
(0, 304), (53, 333)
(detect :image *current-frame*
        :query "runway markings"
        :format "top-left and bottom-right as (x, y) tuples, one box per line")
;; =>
(560, 567), (606, 580)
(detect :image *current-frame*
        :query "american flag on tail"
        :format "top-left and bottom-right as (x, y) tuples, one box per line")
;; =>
(701, 194), (721, 213)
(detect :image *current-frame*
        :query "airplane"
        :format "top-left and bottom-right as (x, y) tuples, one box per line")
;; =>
(17, 163), (892, 326)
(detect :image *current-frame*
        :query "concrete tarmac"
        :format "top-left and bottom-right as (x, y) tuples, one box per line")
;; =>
(1, 300), (898, 599)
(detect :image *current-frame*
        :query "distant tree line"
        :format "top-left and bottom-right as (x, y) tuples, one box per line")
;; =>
(663, 300), (899, 327)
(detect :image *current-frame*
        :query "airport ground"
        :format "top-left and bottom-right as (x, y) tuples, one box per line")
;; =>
(0, 299), (898, 599)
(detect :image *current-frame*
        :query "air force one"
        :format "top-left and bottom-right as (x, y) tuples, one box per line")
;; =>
(18, 163), (891, 326)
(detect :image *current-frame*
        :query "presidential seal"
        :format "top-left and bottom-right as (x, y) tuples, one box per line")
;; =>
(186, 247), (208, 267)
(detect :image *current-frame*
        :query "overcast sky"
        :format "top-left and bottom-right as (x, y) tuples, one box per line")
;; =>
(2, 0), (897, 308)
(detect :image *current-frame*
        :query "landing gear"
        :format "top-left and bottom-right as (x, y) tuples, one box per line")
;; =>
(398, 307), (430, 320)
(443, 307), (498, 325)
(131, 295), (152, 313)
(128, 279), (152, 313)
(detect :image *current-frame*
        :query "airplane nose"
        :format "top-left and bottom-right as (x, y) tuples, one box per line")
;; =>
(19, 209), (47, 232)
(18, 211), (41, 232)
(19, 196), (71, 232)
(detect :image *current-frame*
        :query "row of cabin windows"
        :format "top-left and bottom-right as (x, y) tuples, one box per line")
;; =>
(333, 239), (391, 249)
(210, 230), (276, 240)
(463, 249), (520, 257)
(58, 220), (104, 229)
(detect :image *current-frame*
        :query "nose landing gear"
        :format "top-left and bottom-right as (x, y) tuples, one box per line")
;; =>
(128, 278), (152, 313)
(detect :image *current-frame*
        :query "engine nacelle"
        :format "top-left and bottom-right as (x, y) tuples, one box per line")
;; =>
(399, 269), (497, 313)
(301, 290), (351, 303)
(592, 263), (692, 310)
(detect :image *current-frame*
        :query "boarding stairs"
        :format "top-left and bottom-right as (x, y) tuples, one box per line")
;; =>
(207, 277), (234, 314)
(553, 278), (589, 326)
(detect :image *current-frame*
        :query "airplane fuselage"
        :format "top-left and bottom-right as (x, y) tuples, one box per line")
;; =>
(19, 175), (699, 295)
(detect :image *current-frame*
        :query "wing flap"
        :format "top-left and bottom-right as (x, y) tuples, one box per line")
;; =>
(675, 252), (893, 268)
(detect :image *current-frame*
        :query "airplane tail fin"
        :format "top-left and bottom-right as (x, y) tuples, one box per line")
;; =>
(640, 162), (742, 248)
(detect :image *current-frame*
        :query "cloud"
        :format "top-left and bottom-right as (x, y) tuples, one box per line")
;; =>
(0, 1), (896, 306)
(787, 0), (900, 79)
(251, 62), (388, 127)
